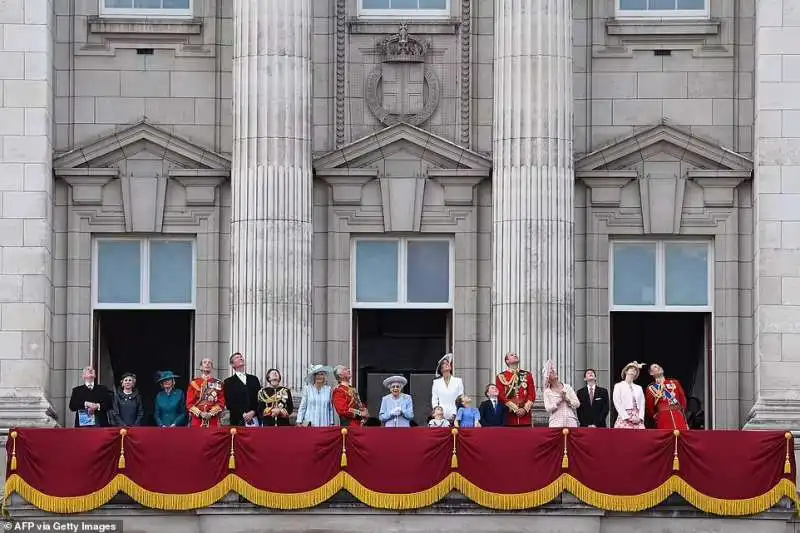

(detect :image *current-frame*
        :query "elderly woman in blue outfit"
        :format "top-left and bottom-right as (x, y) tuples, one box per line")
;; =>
(154, 370), (188, 427)
(379, 376), (414, 427)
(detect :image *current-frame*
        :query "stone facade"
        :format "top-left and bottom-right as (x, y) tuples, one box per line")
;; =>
(1, 0), (800, 522)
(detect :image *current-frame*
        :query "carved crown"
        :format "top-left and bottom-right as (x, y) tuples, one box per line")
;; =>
(379, 22), (429, 63)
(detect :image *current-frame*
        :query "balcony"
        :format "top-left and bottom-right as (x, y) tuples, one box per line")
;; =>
(3, 427), (798, 533)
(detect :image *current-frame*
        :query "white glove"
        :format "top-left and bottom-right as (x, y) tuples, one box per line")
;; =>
(392, 407), (402, 416)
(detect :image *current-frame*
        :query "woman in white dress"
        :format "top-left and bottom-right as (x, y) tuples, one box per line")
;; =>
(430, 353), (464, 423)
(613, 361), (646, 429)
(541, 360), (580, 428)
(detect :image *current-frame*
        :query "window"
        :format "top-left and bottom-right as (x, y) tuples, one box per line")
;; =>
(609, 240), (712, 311)
(617, 0), (708, 18)
(352, 237), (453, 308)
(93, 237), (196, 309)
(100, 0), (192, 18)
(359, 0), (450, 19)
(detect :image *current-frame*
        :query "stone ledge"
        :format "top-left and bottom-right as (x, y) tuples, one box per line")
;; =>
(606, 18), (721, 38)
(6, 493), (797, 518)
(88, 17), (203, 36)
(348, 18), (460, 35)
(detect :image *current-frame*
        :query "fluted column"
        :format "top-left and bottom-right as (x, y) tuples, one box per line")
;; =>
(491, 1), (575, 388)
(231, 0), (313, 391)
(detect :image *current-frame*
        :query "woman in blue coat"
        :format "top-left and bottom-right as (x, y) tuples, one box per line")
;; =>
(154, 370), (188, 427)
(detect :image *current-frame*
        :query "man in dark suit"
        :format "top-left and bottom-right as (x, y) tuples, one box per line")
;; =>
(223, 352), (261, 426)
(478, 383), (508, 427)
(68, 366), (112, 427)
(576, 369), (609, 428)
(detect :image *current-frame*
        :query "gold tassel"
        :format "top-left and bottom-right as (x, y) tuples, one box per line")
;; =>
(672, 430), (680, 471)
(9, 430), (17, 471)
(785, 432), (793, 475)
(118, 428), (127, 470)
(561, 428), (570, 469)
(228, 428), (237, 470)
(340, 428), (348, 468)
(451, 428), (458, 469)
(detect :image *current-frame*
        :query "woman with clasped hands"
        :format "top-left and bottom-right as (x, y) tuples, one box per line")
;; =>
(613, 361), (646, 429)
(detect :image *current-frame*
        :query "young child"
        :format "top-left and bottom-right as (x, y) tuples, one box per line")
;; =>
(478, 383), (508, 427)
(428, 405), (450, 427)
(454, 394), (481, 428)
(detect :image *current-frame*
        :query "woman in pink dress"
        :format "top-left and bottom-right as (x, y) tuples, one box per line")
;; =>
(542, 360), (580, 428)
(613, 361), (646, 429)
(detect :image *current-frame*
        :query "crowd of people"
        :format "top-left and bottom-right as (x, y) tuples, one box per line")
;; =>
(68, 352), (690, 431)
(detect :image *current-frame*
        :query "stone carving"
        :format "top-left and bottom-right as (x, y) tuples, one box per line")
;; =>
(365, 23), (441, 127)
(460, 0), (472, 145)
(335, 0), (346, 147)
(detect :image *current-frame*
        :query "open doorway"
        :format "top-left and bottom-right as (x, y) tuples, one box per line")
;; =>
(610, 312), (710, 429)
(354, 309), (451, 426)
(94, 310), (193, 426)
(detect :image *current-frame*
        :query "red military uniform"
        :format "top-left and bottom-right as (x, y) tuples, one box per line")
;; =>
(187, 375), (226, 427)
(496, 369), (536, 426)
(333, 384), (366, 427)
(645, 378), (688, 430)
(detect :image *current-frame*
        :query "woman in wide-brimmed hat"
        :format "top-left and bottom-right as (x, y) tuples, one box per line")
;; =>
(379, 375), (414, 427)
(430, 353), (463, 423)
(296, 364), (336, 427)
(613, 361), (646, 429)
(153, 370), (187, 427)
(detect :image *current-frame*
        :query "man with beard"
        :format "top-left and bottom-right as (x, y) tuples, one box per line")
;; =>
(332, 365), (368, 427)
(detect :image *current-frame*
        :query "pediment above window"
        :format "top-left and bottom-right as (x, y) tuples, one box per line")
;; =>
(54, 121), (230, 232)
(314, 123), (490, 232)
(576, 122), (752, 234)
(575, 122), (753, 173)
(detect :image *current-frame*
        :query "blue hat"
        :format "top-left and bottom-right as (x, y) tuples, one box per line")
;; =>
(155, 370), (179, 384)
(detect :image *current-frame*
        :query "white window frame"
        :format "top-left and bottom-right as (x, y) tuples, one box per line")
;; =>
(616, 0), (709, 19)
(351, 236), (454, 309)
(99, 0), (193, 18)
(92, 236), (197, 310)
(608, 239), (713, 312)
(358, 0), (451, 20)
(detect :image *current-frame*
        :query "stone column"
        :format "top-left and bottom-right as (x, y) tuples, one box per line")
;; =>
(230, 0), (313, 392)
(0, 0), (57, 429)
(491, 1), (575, 390)
(747, 0), (800, 430)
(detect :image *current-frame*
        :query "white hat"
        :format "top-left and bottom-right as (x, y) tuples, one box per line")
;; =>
(621, 361), (645, 380)
(383, 375), (408, 389)
(436, 353), (454, 377)
(305, 364), (333, 384)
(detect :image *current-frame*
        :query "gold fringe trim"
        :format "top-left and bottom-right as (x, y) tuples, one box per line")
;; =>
(118, 429), (127, 470)
(785, 432), (793, 475)
(561, 428), (569, 470)
(340, 428), (348, 468)
(9, 431), (17, 472)
(228, 428), (237, 470)
(450, 428), (458, 469)
(343, 473), (454, 510)
(4, 473), (798, 516)
(672, 430), (680, 472)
